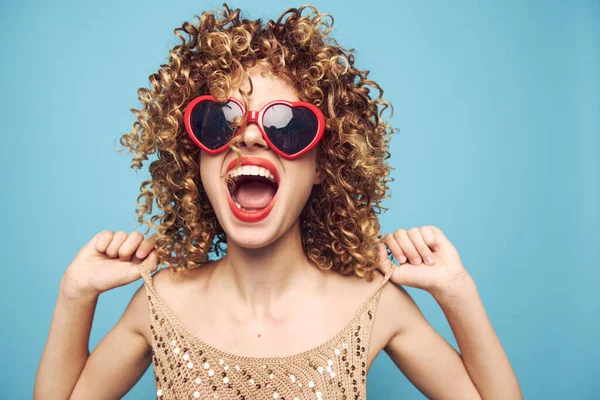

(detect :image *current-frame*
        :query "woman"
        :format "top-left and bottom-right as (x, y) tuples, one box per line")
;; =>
(35, 4), (522, 399)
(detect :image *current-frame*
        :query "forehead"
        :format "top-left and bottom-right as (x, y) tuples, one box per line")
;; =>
(228, 64), (299, 109)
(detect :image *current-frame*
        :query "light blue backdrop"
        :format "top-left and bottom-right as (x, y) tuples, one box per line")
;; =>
(1, 0), (598, 398)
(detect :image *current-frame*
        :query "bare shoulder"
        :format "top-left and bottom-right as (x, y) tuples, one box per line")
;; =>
(322, 268), (393, 313)
(323, 269), (421, 369)
(120, 281), (153, 343)
(376, 278), (426, 344)
(123, 264), (212, 343)
(145, 262), (218, 325)
(344, 269), (428, 362)
(150, 262), (216, 301)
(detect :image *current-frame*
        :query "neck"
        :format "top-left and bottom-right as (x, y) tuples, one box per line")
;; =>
(217, 219), (317, 314)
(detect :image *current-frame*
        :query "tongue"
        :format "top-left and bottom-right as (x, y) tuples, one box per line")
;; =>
(235, 181), (276, 210)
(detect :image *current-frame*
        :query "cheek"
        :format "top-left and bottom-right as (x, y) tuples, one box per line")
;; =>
(284, 162), (319, 202)
(198, 159), (221, 199)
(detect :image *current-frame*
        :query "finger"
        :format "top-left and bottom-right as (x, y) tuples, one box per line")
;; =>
(433, 227), (448, 246)
(117, 250), (160, 287)
(421, 225), (439, 252)
(394, 229), (421, 265)
(81, 231), (106, 254)
(135, 234), (158, 259)
(408, 227), (435, 265)
(375, 243), (396, 276)
(95, 230), (115, 253)
(391, 262), (438, 291)
(144, 250), (160, 273)
(105, 231), (129, 258)
(384, 233), (407, 264)
(117, 232), (145, 262)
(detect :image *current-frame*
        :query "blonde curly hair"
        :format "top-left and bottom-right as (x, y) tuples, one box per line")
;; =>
(117, 4), (395, 281)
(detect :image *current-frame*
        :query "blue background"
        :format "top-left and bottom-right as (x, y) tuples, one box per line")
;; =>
(1, 0), (598, 398)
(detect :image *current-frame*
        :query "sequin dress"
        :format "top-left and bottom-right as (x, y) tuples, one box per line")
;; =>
(137, 259), (394, 400)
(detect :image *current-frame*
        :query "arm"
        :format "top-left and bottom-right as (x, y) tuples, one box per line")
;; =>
(34, 283), (152, 400)
(34, 281), (98, 399)
(431, 276), (522, 400)
(380, 226), (522, 399)
(380, 283), (482, 399)
(35, 230), (159, 399)
(380, 279), (522, 400)
(69, 283), (152, 399)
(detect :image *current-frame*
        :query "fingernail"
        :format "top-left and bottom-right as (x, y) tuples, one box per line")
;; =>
(399, 255), (407, 263)
(412, 257), (421, 264)
(426, 256), (434, 264)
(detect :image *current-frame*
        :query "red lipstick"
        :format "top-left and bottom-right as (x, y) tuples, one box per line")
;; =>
(225, 156), (280, 223)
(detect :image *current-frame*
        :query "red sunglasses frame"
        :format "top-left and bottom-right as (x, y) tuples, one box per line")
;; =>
(183, 95), (326, 159)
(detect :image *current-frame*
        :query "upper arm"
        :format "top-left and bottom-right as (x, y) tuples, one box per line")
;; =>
(70, 283), (152, 400)
(381, 283), (481, 400)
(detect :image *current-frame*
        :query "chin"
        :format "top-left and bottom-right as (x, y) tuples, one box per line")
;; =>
(225, 226), (280, 249)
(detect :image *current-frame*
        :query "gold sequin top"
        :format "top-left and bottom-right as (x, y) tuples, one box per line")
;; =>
(137, 259), (394, 400)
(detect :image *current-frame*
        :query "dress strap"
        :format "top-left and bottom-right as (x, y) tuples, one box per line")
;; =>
(137, 257), (155, 287)
(375, 261), (397, 292)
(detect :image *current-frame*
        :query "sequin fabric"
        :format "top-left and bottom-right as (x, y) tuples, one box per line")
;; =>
(137, 260), (394, 400)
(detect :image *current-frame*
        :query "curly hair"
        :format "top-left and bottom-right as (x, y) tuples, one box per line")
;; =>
(117, 4), (395, 281)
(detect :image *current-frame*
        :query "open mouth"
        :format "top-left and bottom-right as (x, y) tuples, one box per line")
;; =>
(224, 156), (281, 223)
(227, 165), (279, 212)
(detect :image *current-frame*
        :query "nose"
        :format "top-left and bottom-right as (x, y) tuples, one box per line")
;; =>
(239, 120), (269, 152)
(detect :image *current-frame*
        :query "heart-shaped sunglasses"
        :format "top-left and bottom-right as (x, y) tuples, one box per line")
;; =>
(183, 95), (326, 159)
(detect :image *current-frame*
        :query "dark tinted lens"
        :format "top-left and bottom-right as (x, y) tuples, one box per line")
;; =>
(189, 100), (243, 150)
(262, 104), (318, 156)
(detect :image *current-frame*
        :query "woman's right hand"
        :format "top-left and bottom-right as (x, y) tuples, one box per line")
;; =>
(60, 230), (160, 301)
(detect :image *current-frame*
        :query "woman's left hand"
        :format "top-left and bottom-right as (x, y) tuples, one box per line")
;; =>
(376, 225), (474, 298)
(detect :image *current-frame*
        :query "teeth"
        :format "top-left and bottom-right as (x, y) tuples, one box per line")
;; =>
(229, 165), (276, 183)
(232, 197), (242, 209)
